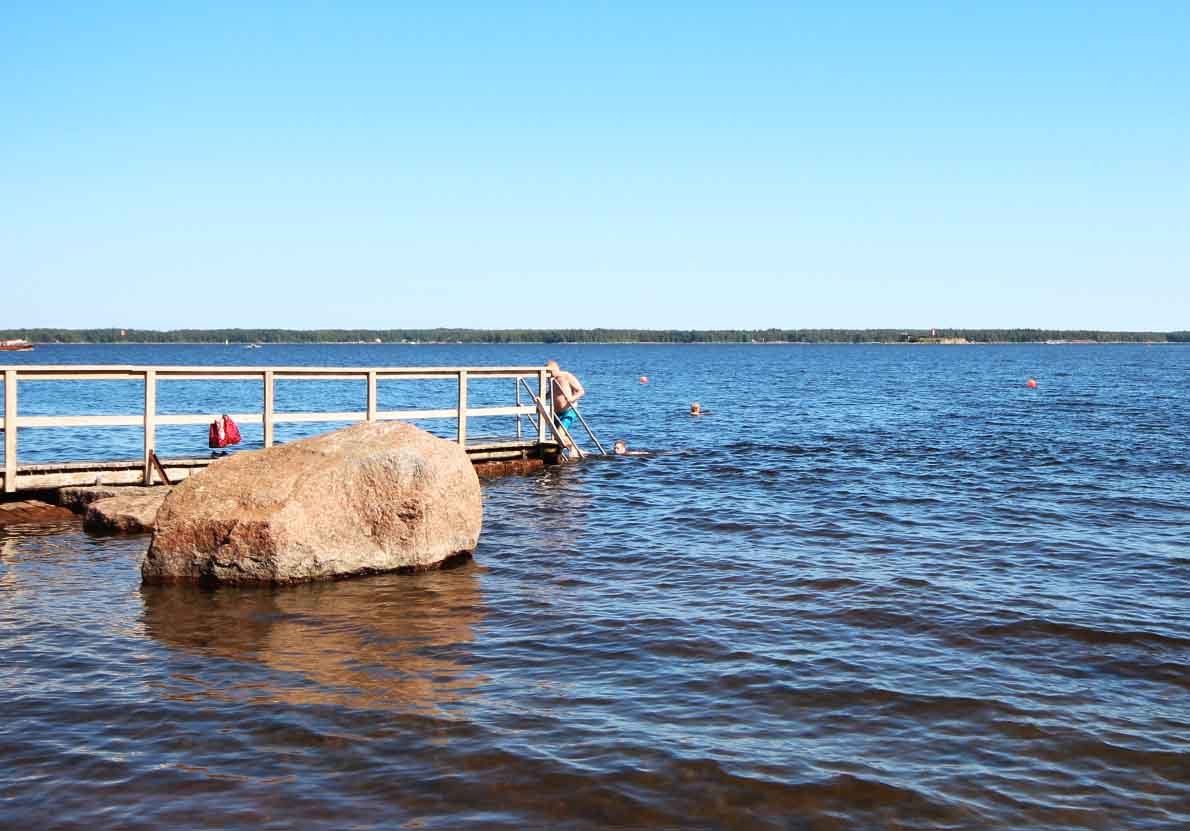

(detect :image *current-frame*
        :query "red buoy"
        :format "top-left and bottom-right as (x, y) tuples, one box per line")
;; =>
(1026, 377), (1038, 389)
(639, 376), (649, 384)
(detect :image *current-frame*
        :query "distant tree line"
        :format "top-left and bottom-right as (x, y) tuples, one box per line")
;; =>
(1, 327), (1185, 344)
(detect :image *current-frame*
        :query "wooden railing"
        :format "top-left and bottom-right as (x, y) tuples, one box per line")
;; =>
(1, 365), (550, 492)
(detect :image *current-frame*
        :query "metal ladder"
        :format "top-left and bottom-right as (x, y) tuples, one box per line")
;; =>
(518, 377), (607, 458)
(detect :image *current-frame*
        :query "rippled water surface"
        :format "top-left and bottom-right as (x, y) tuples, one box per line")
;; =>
(2, 343), (1189, 829)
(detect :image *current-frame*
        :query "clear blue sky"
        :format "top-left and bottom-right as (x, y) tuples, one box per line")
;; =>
(2, 2), (1187, 330)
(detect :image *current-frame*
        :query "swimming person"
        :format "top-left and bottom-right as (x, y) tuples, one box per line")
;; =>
(690, 402), (709, 416)
(546, 359), (585, 452)
(612, 440), (649, 457)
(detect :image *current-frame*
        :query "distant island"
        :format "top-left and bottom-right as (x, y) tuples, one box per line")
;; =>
(2, 328), (1187, 344)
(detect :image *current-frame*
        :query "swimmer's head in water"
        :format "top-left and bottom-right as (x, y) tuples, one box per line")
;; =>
(690, 402), (701, 415)
(613, 440), (627, 455)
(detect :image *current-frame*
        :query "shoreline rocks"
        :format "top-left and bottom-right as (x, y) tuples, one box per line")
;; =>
(0, 499), (76, 527)
(84, 490), (171, 534)
(142, 421), (482, 585)
(59, 485), (135, 513)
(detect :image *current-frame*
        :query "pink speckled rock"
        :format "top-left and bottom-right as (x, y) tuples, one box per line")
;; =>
(142, 421), (481, 584)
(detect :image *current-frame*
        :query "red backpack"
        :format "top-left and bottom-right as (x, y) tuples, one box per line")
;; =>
(222, 414), (242, 445)
(208, 414), (241, 448)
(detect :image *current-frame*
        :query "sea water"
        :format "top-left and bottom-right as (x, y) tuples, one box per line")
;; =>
(2, 343), (1188, 829)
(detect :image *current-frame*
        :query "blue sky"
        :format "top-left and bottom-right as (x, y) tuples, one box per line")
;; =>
(2, 2), (1186, 330)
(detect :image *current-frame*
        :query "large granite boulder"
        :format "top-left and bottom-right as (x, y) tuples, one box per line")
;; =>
(84, 490), (170, 534)
(142, 421), (482, 584)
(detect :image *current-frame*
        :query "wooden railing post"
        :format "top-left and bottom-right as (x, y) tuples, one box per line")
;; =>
(142, 369), (156, 485)
(367, 370), (377, 422)
(457, 370), (468, 444)
(515, 377), (522, 440)
(3, 369), (16, 493)
(263, 370), (274, 447)
(537, 369), (548, 443)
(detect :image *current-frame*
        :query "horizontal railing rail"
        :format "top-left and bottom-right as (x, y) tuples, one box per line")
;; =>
(1, 364), (554, 491)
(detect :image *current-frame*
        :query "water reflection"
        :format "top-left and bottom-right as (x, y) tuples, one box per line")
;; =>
(518, 466), (594, 547)
(140, 563), (487, 715)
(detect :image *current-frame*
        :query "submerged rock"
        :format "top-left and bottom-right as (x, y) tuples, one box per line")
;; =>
(0, 499), (76, 527)
(142, 421), (482, 584)
(84, 490), (170, 534)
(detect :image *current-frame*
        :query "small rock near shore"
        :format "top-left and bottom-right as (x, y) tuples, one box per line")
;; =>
(60, 485), (170, 514)
(0, 500), (76, 528)
(84, 490), (171, 534)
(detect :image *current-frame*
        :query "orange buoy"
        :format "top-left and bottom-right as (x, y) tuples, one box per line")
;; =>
(639, 376), (649, 384)
(1026, 377), (1038, 389)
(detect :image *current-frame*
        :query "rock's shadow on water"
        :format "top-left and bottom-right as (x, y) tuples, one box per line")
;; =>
(138, 564), (488, 715)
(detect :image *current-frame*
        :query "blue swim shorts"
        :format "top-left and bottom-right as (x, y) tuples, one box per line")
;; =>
(556, 407), (579, 432)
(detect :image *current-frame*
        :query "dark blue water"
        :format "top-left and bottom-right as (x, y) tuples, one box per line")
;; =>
(2, 343), (1189, 829)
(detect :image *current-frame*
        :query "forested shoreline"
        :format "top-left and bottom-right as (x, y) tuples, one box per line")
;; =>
(3, 328), (1187, 344)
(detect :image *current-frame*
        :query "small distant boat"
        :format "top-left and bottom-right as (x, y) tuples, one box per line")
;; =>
(244, 343), (262, 349)
(0, 339), (33, 351)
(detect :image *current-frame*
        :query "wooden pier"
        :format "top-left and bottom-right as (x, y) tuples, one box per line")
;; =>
(1, 364), (562, 493)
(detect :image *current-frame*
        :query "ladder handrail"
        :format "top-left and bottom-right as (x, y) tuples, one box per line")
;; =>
(518, 377), (586, 459)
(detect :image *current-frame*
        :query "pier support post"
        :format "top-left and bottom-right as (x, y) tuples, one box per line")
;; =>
(537, 369), (548, 444)
(457, 370), (468, 445)
(263, 370), (274, 448)
(3, 369), (16, 493)
(367, 371), (377, 422)
(142, 369), (156, 485)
